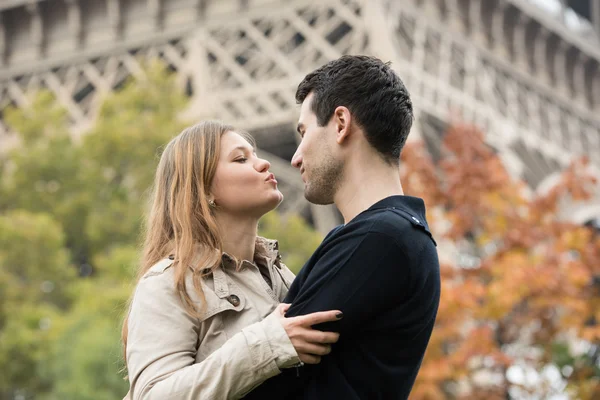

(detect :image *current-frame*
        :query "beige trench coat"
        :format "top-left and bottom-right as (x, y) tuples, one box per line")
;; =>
(124, 237), (300, 400)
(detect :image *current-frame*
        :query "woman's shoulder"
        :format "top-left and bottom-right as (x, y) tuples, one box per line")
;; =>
(130, 258), (202, 321)
(142, 257), (176, 279)
(133, 258), (180, 303)
(134, 257), (216, 307)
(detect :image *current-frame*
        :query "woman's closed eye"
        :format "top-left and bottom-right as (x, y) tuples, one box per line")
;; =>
(235, 157), (248, 163)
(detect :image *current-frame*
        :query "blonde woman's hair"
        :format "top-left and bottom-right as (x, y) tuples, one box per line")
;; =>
(121, 120), (256, 363)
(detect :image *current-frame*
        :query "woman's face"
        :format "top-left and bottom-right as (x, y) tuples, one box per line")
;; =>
(210, 131), (283, 218)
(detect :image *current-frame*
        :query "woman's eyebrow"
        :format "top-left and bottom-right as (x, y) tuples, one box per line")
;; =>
(228, 145), (255, 156)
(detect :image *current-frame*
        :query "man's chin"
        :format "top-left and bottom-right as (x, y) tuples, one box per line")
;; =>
(304, 187), (334, 205)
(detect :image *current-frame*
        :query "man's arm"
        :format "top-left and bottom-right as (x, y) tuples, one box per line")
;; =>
(284, 231), (414, 331)
(244, 229), (432, 398)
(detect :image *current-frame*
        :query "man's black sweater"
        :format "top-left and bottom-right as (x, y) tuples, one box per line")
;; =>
(247, 195), (441, 399)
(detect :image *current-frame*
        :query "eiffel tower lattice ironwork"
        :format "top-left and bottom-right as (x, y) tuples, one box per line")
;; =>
(1, 0), (600, 230)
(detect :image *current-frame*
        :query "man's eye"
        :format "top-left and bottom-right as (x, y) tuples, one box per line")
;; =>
(235, 157), (247, 163)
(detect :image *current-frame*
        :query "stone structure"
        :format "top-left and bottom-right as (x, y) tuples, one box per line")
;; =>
(0, 0), (599, 233)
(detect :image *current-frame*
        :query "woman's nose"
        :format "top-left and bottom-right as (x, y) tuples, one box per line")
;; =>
(257, 158), (270, 172)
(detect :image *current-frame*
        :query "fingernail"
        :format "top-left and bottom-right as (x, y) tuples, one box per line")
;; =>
(336, 312), (344, 319)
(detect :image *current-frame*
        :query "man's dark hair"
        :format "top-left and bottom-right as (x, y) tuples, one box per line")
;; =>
(296, 55), (413, 164)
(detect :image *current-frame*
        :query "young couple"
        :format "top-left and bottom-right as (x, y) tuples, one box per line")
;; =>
(123, 55), (441, 399)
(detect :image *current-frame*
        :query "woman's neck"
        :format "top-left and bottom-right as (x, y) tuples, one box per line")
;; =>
(214, 213), (259, 262)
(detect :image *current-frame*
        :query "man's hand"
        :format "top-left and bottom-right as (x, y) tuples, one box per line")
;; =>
(272, 303), (342, 364)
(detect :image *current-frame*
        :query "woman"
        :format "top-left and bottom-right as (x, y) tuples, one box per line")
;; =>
(122, 121), (342, 399)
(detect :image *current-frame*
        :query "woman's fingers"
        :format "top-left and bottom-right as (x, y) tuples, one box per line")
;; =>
(301, 329), (340, 344)
(276, 303), (291, 316)
(276, 307), (342, 365)
(284, 324), (340, 344)
(298, 354), (322, 365)
(293, 342), (332, 356)
(297, 310), (343, 327)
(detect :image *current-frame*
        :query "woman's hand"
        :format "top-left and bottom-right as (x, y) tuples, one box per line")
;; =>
(271, 303), (342, 365)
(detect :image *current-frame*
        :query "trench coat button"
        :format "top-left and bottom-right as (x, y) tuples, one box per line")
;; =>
(227, 295), (240, 307)
(168, 255), (175, 260)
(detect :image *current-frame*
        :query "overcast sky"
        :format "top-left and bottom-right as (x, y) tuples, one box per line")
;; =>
(526, 0), (590, 31)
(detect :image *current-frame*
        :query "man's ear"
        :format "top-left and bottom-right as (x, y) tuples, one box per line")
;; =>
(333, 106), (352, 144)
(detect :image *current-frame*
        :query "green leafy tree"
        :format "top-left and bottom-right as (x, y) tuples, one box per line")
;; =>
(0, 210), (74, 398)
(82, 62), (188, 254)
(0, 60), (325, 399)
(2, 92), (90, 262)
(0, 61), (186, 399)
(259, 212), (323, 274)
(38, 276), (132, 400)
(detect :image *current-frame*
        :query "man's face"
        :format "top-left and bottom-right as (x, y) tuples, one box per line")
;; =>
(291, 93), (343, 205)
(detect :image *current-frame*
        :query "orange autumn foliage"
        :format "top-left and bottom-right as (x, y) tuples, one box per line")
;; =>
(402, 124), (600, 399)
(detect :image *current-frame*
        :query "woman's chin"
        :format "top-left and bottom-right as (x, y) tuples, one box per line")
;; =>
(275, 190), (284, 205)
(268, 191), (284, 209)
(241, 189), (283, 218)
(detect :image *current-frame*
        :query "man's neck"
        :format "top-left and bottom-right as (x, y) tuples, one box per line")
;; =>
(334, 158), (404, 224)
(213, 213), (259, 262)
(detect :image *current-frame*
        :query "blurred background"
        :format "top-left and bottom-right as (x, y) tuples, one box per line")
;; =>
(0, 0), (599, 399)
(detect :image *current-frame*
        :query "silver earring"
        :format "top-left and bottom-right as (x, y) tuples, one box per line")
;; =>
(208, 199), (216, 207)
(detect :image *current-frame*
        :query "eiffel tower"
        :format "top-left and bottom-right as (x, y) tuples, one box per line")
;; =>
(1, 0), (599, 233)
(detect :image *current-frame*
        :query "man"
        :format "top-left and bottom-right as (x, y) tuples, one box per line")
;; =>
(247, 55), (440, 399)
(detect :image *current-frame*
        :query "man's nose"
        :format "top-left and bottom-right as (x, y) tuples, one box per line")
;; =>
(291, 150), (302, 169)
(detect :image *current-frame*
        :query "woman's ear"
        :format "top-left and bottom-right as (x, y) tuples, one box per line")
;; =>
(207, 196), (216, 208)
